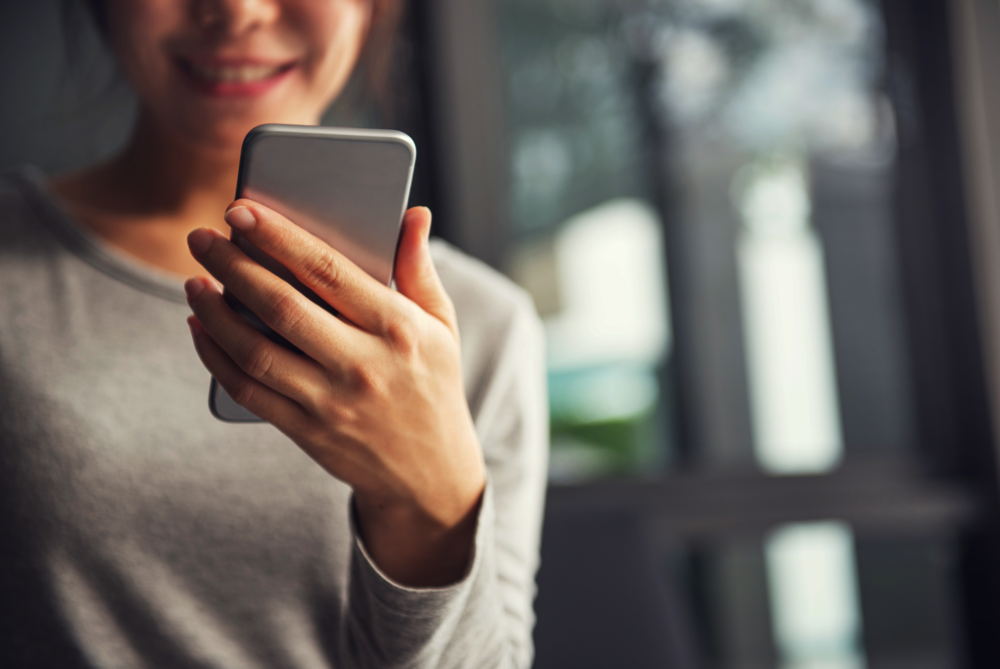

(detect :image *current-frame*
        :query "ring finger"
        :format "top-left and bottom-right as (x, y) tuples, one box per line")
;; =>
(185, 276), (332, 409)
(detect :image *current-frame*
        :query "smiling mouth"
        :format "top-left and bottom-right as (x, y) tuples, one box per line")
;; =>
(177, 59), (296, 85)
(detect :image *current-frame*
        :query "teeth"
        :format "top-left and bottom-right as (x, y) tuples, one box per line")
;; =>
(190, 64), (283, 83)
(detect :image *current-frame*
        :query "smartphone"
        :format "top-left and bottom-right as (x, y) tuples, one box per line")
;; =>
(209, 124), (416, 422)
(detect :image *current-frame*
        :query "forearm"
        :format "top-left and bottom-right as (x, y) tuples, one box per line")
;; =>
(342, 484), (532, 669)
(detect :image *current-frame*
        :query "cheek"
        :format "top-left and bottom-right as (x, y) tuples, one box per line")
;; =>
(104, 1), (180, 97)
(296, 2), (373, 105)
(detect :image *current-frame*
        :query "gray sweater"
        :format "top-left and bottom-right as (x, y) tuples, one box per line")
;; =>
(0, 167), (548, 668)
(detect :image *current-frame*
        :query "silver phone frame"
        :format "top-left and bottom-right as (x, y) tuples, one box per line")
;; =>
(209, 124), (417, 423)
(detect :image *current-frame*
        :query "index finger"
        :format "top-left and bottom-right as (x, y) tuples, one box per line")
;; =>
(224, 199), (397, 335)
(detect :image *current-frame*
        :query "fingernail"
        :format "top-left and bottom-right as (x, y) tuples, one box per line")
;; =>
(188, 229), (214, 257)
(184, 278), (205, 301)
(225, 206), (256, 232)
(416, 207), (432, 241)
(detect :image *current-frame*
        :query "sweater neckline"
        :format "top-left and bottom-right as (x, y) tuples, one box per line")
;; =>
(13, 166), (189, 304)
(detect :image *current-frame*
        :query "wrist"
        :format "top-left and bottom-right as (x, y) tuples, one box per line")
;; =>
(354, 477), (486, 588)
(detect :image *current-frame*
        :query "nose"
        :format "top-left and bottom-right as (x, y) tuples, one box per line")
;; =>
(190, 0), (280, 36)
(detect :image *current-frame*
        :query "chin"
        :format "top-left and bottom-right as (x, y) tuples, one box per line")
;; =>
(137, 81), (331, 159)
(168, 109), (315, 157)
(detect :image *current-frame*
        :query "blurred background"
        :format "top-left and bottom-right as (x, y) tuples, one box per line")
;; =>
(6, 0), (1000, 667)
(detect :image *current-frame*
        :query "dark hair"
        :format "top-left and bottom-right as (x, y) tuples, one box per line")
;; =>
(57, 0), (130, 113)
(365, 0), (407, 113)
(62, 0), (406, 120)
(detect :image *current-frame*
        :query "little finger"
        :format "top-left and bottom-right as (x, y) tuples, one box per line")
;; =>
(187, 315), (313, 430)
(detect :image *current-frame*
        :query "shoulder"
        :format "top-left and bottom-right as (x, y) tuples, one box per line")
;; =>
(0, 166), (61, 254)
(430, 238), (541, 354)
(430, 238), (537, 329)
(0, 166), (46, 212)
(430, 239), (544, 416)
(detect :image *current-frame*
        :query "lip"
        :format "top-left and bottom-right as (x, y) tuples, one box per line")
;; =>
(175, 57), (298, 97)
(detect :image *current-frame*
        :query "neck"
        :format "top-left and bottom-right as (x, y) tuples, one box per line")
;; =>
(51, 109), (247, 277)
(104, 110), (242, 220)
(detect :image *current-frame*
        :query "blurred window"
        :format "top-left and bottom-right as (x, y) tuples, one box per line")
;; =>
(484, 0), (990, 667)
(502, 0), (904, 480)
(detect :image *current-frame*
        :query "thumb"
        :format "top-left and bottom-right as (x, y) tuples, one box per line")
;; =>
(394, 207), (458, 334)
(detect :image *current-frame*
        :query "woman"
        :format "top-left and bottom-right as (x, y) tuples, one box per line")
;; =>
(0, 0), (547, 667)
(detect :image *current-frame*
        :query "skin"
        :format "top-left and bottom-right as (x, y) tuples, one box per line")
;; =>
(51, 0), (487, 587)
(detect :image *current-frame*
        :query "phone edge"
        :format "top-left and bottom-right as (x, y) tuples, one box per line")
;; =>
(208, 124), (417, 423)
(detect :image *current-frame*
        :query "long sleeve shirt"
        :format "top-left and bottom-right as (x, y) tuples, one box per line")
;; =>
(0, 167), (548, 669)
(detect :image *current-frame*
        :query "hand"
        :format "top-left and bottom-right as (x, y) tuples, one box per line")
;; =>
(184, 201), (487, 587)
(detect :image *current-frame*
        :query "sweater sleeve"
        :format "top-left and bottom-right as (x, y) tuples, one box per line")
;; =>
(341, 293), (549, 669)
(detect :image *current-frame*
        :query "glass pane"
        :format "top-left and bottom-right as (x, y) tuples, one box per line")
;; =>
(500, 0), (914, 478)
(765, 522), (864, 668)
(501, 0), (675, 481)
(501, 3), (950, 667)
(660, 530), (961, 669)
(537, 516), (962, 668)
